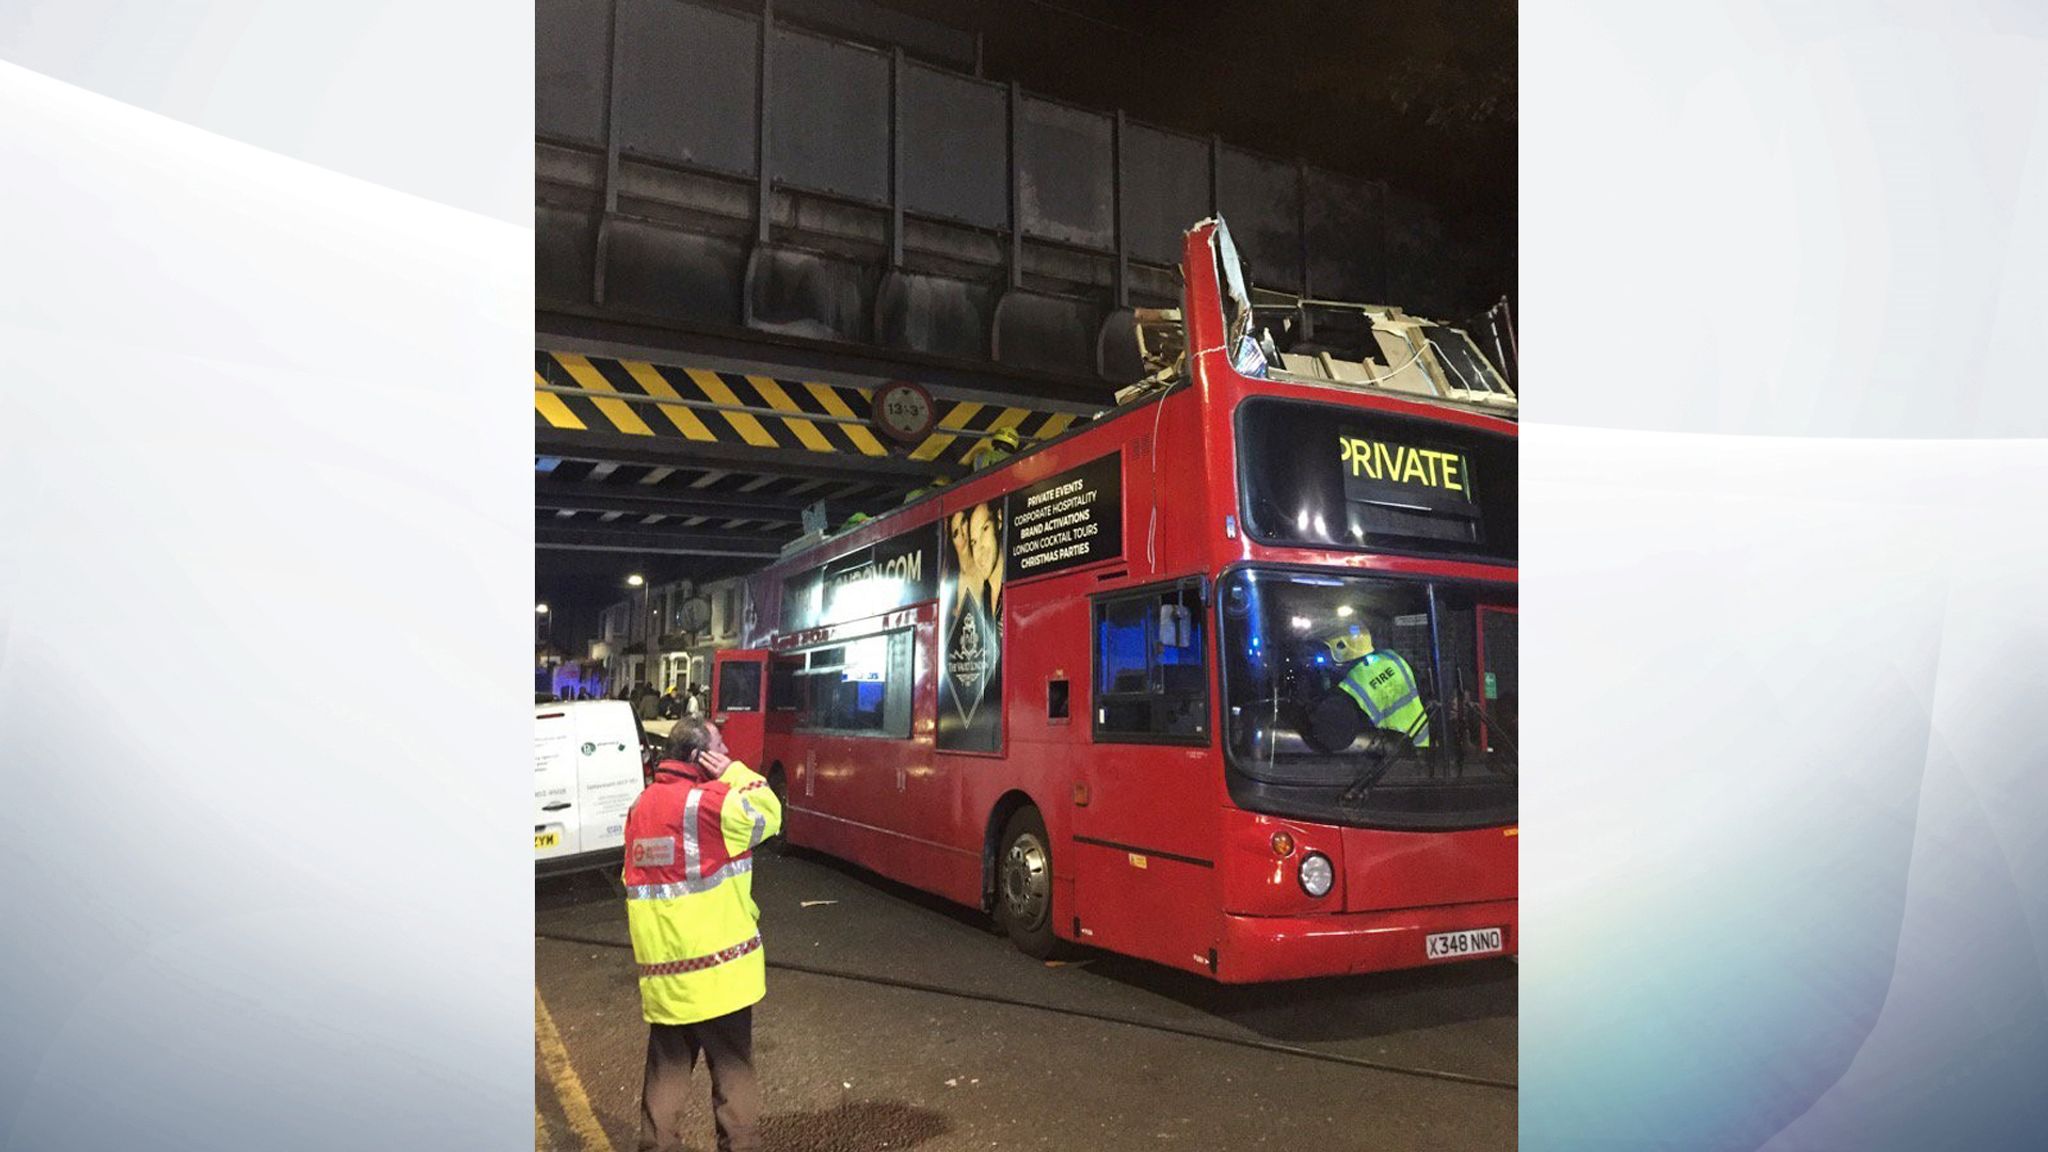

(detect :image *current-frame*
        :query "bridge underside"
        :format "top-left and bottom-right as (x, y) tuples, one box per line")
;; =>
(534, 0), (1491, 562)
(534, 345), (1095, 559)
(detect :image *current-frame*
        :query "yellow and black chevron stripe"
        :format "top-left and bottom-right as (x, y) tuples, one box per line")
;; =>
(534, 352), (1086, 469)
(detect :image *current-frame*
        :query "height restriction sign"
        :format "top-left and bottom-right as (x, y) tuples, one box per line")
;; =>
(872, 382), (936, 445)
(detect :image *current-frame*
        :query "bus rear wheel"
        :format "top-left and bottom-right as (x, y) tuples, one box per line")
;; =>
(996, 807), (1059, 958)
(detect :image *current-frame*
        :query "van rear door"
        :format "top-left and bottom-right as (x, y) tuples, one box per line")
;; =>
(534, 706), (581, 860)
(575, 702), (644, 853)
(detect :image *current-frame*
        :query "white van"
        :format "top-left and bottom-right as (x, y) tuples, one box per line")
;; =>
(534, 700), (648, 876)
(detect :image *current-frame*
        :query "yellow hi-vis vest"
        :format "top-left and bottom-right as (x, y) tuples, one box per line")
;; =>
(1337, 650), (1431, 747)
(621, 760), (784, 1025)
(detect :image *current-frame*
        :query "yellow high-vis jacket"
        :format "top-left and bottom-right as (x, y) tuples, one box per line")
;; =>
(621, 759), (783, 1024)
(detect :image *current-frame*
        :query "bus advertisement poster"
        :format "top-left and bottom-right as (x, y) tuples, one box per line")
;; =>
(938, 498), (1005, 752)
(1004, 453), (1123, 581)
(781, 526), (940, 632)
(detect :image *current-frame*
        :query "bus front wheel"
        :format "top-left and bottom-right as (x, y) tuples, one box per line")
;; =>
(996, 807), (1058, 958)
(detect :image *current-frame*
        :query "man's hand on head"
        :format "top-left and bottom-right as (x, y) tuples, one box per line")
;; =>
(698, 749), (733, 775)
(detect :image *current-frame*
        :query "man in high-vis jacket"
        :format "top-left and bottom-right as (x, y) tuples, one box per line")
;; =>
(969, 424), (1022, 472)
(623, 716), (783, 1152)
(1320, 622), (1431, 748)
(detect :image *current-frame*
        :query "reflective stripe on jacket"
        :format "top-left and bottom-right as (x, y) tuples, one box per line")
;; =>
(1337, 650), (1431, 747)
(622, 759), (784, 1025)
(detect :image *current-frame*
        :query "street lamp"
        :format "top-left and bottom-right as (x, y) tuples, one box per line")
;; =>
(622, 573), (649, 695)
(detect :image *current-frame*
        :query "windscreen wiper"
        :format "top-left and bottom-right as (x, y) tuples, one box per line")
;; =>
(1339, 721), (1428, 806)
(1452, 669), (1517, 779)
(1465, 697), (1518, 777)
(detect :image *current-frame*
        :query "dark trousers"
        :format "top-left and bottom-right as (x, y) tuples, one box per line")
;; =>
(638, 1007), (759, 1152)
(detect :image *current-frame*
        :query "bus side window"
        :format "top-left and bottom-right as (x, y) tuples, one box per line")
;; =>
(792, 631), (913, 739)
(1092, 578), (1208, 744)
(768, 657), (800, 710)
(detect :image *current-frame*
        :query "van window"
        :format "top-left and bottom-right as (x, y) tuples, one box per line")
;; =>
(795, 630), (914, 738)
(1093, 578), (1208, 743)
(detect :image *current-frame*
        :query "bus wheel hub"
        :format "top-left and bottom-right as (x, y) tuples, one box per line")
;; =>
(1004, 835), (1048, 924)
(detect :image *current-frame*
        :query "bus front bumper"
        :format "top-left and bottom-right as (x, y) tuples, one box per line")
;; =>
(1213, 900), (1517, 984)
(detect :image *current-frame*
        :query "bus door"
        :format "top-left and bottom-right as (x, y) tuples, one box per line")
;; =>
(711, 650), (770, 770)
(1072, 578), (1220, 970)
(1474, 606), (1517, 752)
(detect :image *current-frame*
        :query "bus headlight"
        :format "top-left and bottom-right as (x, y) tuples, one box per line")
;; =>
(1298, 852), (1334, 898)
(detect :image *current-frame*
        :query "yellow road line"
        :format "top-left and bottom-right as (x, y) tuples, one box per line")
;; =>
(746, 375), (835, 453)
(534, 372), (587, 430)
(620, 361), (717, 441)
(554, 354), (655, 437)
(535, 988), (618, 1152)
(802, 382), (889, 456)
(683, 368), (779, 447)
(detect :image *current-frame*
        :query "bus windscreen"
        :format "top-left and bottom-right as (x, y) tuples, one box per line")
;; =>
(1218, 567), (1516, 827)
(1236, 398), (1516, 561)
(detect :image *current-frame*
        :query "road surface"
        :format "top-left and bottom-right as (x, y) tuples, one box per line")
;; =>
(535, 847), (1515, 1151)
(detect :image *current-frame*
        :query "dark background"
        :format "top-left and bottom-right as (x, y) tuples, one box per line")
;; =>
(538, 0), (1517, 645)
(898, 0), (1516, 300)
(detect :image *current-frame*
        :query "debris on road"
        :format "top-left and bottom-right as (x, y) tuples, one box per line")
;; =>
(800, 899), (840, 908)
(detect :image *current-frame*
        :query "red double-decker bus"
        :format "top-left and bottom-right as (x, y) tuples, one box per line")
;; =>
(710, 220), (1516, 983)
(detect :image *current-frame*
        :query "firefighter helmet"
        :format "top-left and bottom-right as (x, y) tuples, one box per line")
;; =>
(1319, 623), (1377, 664)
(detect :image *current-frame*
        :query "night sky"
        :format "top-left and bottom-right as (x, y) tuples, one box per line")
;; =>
(536, 550), (763, 656)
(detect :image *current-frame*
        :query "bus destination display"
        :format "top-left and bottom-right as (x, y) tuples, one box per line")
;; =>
(1337, 430), (1478, 518)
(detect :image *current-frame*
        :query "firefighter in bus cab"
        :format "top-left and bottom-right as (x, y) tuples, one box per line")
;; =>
(1303, 618), (1432, 752)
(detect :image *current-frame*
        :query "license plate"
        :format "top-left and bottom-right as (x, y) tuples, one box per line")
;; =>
(1425, 927), (1504, 960)
(534, 831), (560, 851)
